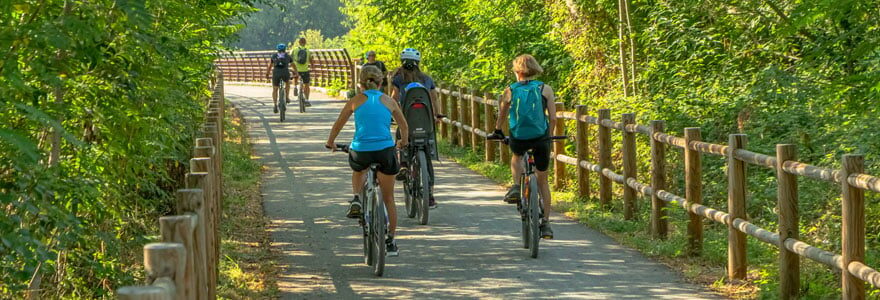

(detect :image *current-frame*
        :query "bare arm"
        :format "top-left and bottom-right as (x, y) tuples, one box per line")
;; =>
(386, 96), (409, 148)
(543, 85), (557, 135)
(495, 87), (511, 130)
(325, 100), (354, 148)
(390, 86), (400, 101)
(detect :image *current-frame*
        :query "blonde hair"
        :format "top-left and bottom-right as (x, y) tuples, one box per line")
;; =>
(360, 65), (384, 90)
(512, 54), (543, 79)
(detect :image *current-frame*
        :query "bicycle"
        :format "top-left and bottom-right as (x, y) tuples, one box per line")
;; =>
(329, 143), (388, 276)
(488, 135), (567, 258)
(294, 76), (308, 113)
(278, 80), (287, 122)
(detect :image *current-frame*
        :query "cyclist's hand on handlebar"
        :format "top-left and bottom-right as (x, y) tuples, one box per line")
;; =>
(487, 129), (505, 140)
(434, 113), (446, 123)
(396, 138), (408, 149)
(324, 141), (336, 152)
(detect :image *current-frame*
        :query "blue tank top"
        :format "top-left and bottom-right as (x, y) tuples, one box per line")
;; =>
(351, 90), (395, 152)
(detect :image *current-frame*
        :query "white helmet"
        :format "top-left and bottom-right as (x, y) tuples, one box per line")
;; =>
(401, 48), (421, 61)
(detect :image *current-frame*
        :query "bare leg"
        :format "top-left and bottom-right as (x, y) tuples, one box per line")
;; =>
(510, 154), (523, 185)
(377, 172), (397, 236)
(351, 171), (366, 195)
(536, 170), (552, 221)
(304, 83), (311, 100)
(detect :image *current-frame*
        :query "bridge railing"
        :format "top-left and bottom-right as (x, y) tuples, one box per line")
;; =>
(116, 73), (226, 300)
(215, 49), (355, 91)
(433, 81), (879, 299)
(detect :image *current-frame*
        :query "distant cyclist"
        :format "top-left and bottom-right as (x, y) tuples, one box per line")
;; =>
(266, 43), (293, 113)
(362, 50), (388, 90)
(326, 65), (409, 256)
(390, 47), (443, 209)
(293, 37), (312, 107)
(488, 54), (557, 239)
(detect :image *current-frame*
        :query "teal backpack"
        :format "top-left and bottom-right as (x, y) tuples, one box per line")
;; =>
(508, 80), (548, 140)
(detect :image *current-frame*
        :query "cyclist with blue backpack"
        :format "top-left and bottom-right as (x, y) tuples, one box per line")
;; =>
(488, 54), (558, 239)
(266, 43), (293, 113)
(390, 48), (444, 209)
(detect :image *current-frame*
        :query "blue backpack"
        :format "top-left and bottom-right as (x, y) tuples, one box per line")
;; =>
(508, 80), (547, 139)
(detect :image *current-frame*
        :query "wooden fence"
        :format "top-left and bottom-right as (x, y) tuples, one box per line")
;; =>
(214, 49), (355, 90)
(433, 81), (880, 299)
(115, 73), (226, 300)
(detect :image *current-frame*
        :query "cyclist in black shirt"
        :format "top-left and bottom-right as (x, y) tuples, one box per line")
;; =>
(363, 50), (388, 89)
(265, 43), (293, 113)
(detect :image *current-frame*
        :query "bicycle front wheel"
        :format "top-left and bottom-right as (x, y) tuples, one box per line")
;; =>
(528, 175), (541, 258)
(417, 150), (430, 225)
(403, 165), (416, 218)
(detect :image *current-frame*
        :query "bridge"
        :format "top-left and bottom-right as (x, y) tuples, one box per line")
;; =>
(116, 49), (880, 299)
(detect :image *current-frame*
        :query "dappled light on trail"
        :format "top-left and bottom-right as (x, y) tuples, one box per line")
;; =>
(226, 84), (718, 299)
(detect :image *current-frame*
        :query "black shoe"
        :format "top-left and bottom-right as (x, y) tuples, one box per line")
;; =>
(286, 98), (290, 104)
(504, 185), (520, 203)
(305, 100), (312, 107)
(540, 220), (554, 240)
(273, 105), (278, 113)
(385, 237), (399, 257)
(346, 197), (363, 219)
(428, 196), (437, 209)
(396, 164), (408, 181)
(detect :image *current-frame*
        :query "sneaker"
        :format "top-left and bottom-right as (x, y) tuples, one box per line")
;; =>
(286, 98), (290, 104)
(504, 185), (520, 203)
(396, 163), (409, 181)
(305, 100), (312, 107)
(273, 105), (278, 113)
(540, 220), (554, 240)
(385, 237), (399, 257)
(346, 196), (363, 219)
(428, 196), (437, 209)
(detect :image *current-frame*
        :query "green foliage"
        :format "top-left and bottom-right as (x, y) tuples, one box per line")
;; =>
(234, 0), (347, 50)
(0, 0), (252, 297)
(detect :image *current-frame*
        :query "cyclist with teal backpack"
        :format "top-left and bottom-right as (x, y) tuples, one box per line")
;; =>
(488, 54), (558, 239)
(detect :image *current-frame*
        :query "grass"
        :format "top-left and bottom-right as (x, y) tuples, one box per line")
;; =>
(217, 102), (279, 299)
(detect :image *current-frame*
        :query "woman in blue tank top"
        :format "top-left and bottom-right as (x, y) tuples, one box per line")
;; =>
(326, 65), (409, 256)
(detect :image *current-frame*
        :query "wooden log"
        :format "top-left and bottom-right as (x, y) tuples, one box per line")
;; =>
(784, 238), (843, 270)
(775, 144), (800, 299)
(621, 113), (637, 219)
(450, 85), (460, 146)
(727, 134), (748, 280)
(734, 149), (777, 170)
(470, 88), (480, 152)
(575, 105), (591, 200)
(176, 189), (207, 300)
(143, 243), (184, 299)
(848, 261), (880, 289)
(553, 102), (566, 190)
(684, 128), (703, 256)
(484, 92), (496, 162)
(689, 140), (729, 157)
(117, 286), (173, 300)
(597, 109), (612, 207)
(841, 154), (866, 299)
(848, 173), (880, 193)
(650, 120), (667, 238)
(159, 215), (196, 300)
(782, 161), (841, 183)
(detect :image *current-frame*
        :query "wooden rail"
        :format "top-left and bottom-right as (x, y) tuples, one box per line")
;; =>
(116, 73), (226, 300)
(215, 49), (355, 90)
(433, 81), (880, 299)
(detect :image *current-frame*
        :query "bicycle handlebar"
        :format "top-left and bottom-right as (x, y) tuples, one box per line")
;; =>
(327, 143), (350, 153)
(486, 135), (568, 144)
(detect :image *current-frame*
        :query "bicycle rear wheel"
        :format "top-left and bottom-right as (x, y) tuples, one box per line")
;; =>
(528, 175), (541, 258)
(520, 175), (529, 249)
(417, 151), (430, 225)
(279, 85), (287, 122)
(372, 189), (386, 276)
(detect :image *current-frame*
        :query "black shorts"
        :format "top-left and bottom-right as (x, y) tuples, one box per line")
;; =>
(349, 146), (399, 175)
(509, 135), (551, 172)
(298, 71), (311, 84)
(272, 69), (290, 86)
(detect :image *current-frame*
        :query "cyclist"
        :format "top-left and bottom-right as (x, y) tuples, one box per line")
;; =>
(362, 50), (388, 89)
(488, 54), (557, 239)
(266, 43), (293, 113)
(390, 47), (443, 209)
(326, 65), (409, 257)
(293, 37), (312, 107)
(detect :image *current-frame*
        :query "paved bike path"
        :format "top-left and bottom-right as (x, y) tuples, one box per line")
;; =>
(225, 84), (720, 299)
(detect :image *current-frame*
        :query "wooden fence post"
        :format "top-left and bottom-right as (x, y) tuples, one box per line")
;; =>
(144, 243), (185, 300)
(176, 189), (207, 300)
(727, 133), (748, 280)
(501, 110), (511, 166)
(117, 286), (172, 300)
(188, 157), (217, 299)
(575, 105), (590, 200)
(484, 92), (496, 162)
(621, 113), (636, 220)
(841, 154), (866, 299)
(776, 144), (799, 299)
(439, 83), (448, 140)
(159, 215), (196, 300)
(650, 120), (667, 239)
(450, 86), (460, 146)
(470, 89), (480, 152)
(459, 87), (469, 148)
(553, 103), (566, 190)
(685, 128), (703, 256)
(597, 109), (612, 207)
